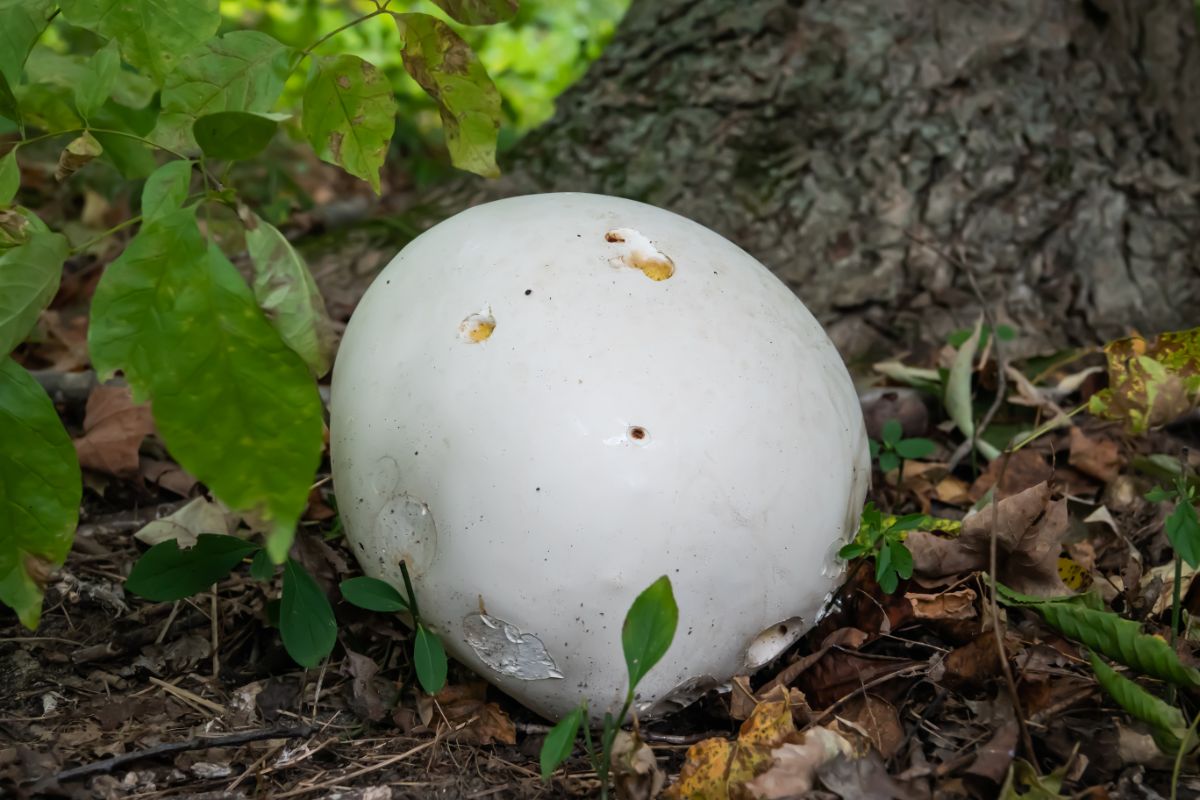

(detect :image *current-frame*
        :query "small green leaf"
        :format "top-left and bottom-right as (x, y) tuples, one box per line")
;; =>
(996, 324), (1016, 342)
(888, 514), (929, 534)
(876, 565), (898, 594)
(1166, 501), (1200, 568)
(429, 0), (518, 25)
(193, 111), (285, 161)
(243, 211), (337, 377)
(838, 542), (867, 560)
(140, 160), (192, 224)
(867, 439), (880, 458)
(1036, 601), (1200, 688)
(0, 148), (18, 205)
(889, 540), (913, 579)
(302, 55), (396, 193)
(340, 576), (409, 613)
(393, 13), (501, 178)
(125, 533), (258, 601)
(0, 0), (54, 89)
(1148, 485), (1180, 503)
(622, 575), (678, 690)
(1090, 651), (1187, 750)
(249, 548), (274, 581)
(540, 704), (583, 780)
(74, 39), (120, 120)
(0, 230), (69, 357)
(88, 209), (324, 564)
(414, 624), (448, 694)
(881, 419), (902, 446)
(895, 437), (935, 459)
(875, 538), (893, 578)
(0, 358), (80, 628)
(59, 0), (220, 84)
(280, 559), (337, 668)
(878, 450), (899, 473)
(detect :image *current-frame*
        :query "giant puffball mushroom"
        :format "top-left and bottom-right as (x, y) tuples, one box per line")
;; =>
(330, 193), (870, 723)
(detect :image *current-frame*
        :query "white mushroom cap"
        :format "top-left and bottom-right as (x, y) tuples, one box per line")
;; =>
(331, 192), (869, 722)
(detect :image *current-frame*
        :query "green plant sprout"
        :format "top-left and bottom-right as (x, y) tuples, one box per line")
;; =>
(125, 533), (337, 668)
(869, 418), (935, 476)
(340, 563), (448, 695)
(838, 502), (921, 593)
(539, 575), (678, 798)
(1146, 452), (1199, 647)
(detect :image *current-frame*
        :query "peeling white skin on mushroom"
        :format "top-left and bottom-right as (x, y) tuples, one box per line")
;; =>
(463, 613), (566, 681)
(330, 193), (870, 723)
(604, 227), (675, 280)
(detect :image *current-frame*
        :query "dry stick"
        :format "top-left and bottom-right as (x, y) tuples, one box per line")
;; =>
(210, 584), (220, 679)
(272, 731), (449, 799)
(904, 230), (1036, 761)
(52, 725), (316, 782)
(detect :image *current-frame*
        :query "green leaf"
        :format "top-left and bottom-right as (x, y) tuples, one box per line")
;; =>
(895, 437), (935, 459)
(0, 70), (18, 127)
(0, 0), (54, 88)
(877, 450), (899, 473)
(946, 318), (981, 439)
(74, 39), (120, 121)
(193, 111), (286, 161)
(888, 514), (929, 534)
(414, 624), (448, 694)
(393, 13), (501, 178)
(88, 209), (324, 563)
(59, 0), (220, 84)
(125, 533), (258, 601)
(622, 575), (678, 690)
(280, 559), (337, 668)
(838, 542), (867, 560)
(867, 439), (880, 458)
(140, 160), (192, 224)
(889, 540), (913, 579)
(429, 0), (518, 25)
(249, 548), (274, 581)
(1089, 651), (1187, 750)
(0, 358), (80, 628)
(1035, 601), (1200, 688)
(540, 704), (583, 780)
(1166, 501), (1200, 568)
(1146, 486), (1174, 504)
(881, 419), (902, 446)
(340, 576), (409, 613)
(302, 55), (396, 193)
(0, 230), (69, 357)
(243, 211), (337, 377)
(0, 148), (18, 205)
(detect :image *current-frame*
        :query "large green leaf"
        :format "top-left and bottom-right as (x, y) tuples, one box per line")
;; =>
(1036, 601), (1200, 688)
(0, 69), (18, 126)
(140, 160), (192, 224)
(154, 31), (292, 152)
(193, 111), (285, 161)
(125, 533), (259, 601)
(25, 49), (155, 110)
(59, 0), (220, 84)
(540, 704), (583, 780)
(281, 559), (337, 668)
(0, 0), (54, 88)
(340, 576), (409, 613)
(0, 230), (69, 357)
(1089, 651), (1188, 751)
(414, 623), (448, 694)
(0, 358), (80, 628)
(393, 13), (500, 178)
(88, 209), (323, 562)
(621, 575), (678, 690)
(74, 40), (120, 121)
(302, 55), (397, 193)
(429, 0), (518, 25)
(243, 211), (337, 377)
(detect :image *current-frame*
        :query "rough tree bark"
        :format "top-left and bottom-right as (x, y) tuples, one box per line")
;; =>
(424, 0), (1200, 363)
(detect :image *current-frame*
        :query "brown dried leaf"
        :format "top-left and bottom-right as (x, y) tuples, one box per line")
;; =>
(344, 648), (385, 722)
(907, 587), (977, 620)
(73, 385), (154, 478)
(134, 496), (232, 547)
(139, 456), (200, 497)
(611, 730), (665, 800)
(969, 449), (1053, 502)
(908, 481), (1070, 597)
(837, 695), (904, 758)
(941, 632), (1004, 691)
(432, 682), (515, 745)
(1068, 426), (1121, 483)
(738, 727), (851, 799)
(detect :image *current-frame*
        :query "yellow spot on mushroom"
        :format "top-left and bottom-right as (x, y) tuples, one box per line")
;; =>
(632, 254), (674, 281)
(469, 320), (495, 342)
(459, 311), (496, 343)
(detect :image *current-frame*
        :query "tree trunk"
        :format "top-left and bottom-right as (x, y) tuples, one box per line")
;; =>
(424, 0), (1200, 362)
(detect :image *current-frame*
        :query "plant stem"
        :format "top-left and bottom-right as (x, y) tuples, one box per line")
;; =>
(1172, 553), (1183, 649)
(18, 127), (188, 161)
(69, 214), (142, 254)
(294, 6), (390, 67)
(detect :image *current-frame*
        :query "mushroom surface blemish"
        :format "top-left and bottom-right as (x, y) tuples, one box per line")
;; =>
(459, 310), (495, 342)
(462, 613), (565, 680)
(605, 228), (675, 281)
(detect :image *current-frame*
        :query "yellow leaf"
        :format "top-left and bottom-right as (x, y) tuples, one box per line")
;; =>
(1088, 327), (1200, 432)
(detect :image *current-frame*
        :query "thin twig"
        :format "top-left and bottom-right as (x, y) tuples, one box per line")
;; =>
(272, 734), (444, 798)
(52, 726), (315, 781)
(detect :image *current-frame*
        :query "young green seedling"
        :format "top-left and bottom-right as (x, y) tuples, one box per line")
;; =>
(838, 502), (921, 593)
(540, 575), (679, 799)
(340, 563), (448, 695)
(870, 418), (935, 476)
(1146, 458), (1199, 645)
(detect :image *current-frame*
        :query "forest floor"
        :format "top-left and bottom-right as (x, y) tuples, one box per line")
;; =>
(3, 157), (1200, 799)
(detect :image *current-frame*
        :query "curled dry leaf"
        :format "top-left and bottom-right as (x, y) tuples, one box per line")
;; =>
(55, 132), (103, 181)
(430, 682), (515, 745)
(611, 730), (665, 800)
(73, 385), (155, 478)
(837, 695), (905, 758)
(907, 587), (978, 620)
(907, 481), (1071, 597)
(1068, 426), (1121, 483)
(133, 496), (234, 548)
(740, 727), (852, 799)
